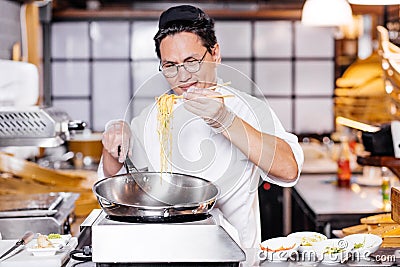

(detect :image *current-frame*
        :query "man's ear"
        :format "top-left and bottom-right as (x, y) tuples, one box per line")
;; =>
(212, 43), (221, 64)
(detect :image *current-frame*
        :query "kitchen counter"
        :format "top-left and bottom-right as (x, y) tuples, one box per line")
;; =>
(63, 174), (394, 267)
(65, 247), (397, 267)
(290, 174), (386, 237)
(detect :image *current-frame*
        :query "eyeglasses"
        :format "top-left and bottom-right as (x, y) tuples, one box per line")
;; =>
(159, 50), (208, 78)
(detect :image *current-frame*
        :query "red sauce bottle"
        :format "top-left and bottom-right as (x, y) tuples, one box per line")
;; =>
(337, 138), (351, 187)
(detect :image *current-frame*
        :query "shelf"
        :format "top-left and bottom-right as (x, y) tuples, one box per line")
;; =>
(357, 155), (400, 178)
(52, 7), (303, 20)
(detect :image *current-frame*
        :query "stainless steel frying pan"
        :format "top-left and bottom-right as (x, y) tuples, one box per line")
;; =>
(93, 170), (220, 221)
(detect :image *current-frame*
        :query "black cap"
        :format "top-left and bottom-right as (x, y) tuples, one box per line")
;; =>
(158, 5), (204, 29)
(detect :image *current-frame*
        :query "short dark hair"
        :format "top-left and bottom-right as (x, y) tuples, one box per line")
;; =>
(154, 5), (217, 59)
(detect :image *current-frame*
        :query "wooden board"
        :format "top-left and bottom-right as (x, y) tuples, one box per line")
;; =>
(360, 213), (396, 224)
(391, 187), (400, 224)
(0, 152), (101, 217)
(0, 152), (92, 189)
(341, 212), (400, 248)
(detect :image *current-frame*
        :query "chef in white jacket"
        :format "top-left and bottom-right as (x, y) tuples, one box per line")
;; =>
(99, 4), (304, 248)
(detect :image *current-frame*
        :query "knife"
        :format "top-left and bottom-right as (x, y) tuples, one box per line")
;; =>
(0, 231), (34, 260)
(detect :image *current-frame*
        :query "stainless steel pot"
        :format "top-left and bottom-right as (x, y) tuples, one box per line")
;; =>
(93, 172), (219, 221)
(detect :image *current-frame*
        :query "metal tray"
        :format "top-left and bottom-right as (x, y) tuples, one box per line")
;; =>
(0, 193), (63, 218)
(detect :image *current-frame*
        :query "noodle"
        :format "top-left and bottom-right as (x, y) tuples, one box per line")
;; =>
(156, 94), (175, 175)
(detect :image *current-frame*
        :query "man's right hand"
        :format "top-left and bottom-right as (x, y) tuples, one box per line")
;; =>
(102, 120), (131, 163)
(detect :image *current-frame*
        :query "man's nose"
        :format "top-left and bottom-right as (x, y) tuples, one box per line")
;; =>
(177, 64), (191, 81)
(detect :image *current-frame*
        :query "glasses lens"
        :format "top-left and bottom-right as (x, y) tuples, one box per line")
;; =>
(162, 66), (177, 78)
(184, 61), (200, 73)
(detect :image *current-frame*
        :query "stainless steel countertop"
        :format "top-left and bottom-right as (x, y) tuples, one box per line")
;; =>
(294, 174), (385, 216)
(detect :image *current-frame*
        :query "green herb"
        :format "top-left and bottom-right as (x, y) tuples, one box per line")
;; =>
(324, 246), (344, 254)
(47, 233), (62, 239)
(354, 236), (366, 249)
(354, 242), (363, 249)
(300, 235), (326, 246)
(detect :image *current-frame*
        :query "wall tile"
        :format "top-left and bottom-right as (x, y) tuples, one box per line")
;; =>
(254, 21), (292, 58)
(132, 61), (169, 98)
(295, 61), (334, 96)
(52, 99), (90, 127)
(91, 22), (130, 59)
(131, 21), (159, 60)
(266, 98), (293, 132)
(295, 22), (335, 58)
(52, 62), (90, 97)
(214, 21), (252, 58)
(218, 61), (252, 94)
(92, 62), (130, 131)
(295, 98), (333, 133)
(0, 0), (20, 60)
(132, 98), (155, 117)
(255, 61), (292, 96)
(49, 19), (337, 136)
(52, 22), (89, 58)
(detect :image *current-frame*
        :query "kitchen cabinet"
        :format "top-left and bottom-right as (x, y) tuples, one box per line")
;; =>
(258, 182), (284, 240)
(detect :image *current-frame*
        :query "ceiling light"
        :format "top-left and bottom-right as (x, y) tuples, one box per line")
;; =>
(336, 116), (380, 132)
(302, 0), (353, 27)
(348, 0), (400, 4)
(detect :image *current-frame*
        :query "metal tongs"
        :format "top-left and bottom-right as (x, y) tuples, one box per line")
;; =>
(123, 155), (140, 174)
(122, 152), (171, 205)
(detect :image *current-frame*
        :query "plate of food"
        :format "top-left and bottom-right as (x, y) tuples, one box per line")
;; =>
(26, 233), (71, 256)
(343, 234), (382, 258)
(259, 236), (299, 261)
(312, 238), (354, 264)
(354, 176), (382, 187)
(287, 231), (327, 253)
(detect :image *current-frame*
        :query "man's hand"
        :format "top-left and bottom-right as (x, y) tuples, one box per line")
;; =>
(183, 88), (236, 133)
(102, 120), (131, 163)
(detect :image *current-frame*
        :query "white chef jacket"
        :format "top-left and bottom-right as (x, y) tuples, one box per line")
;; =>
(98, 79), (304, 248)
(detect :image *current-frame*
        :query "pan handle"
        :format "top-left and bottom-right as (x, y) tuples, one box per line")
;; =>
(118, 145), (139, 174)
(98, 197), (117, 209)
(68, 120), (87, 131)
(124, 156), (139, 174)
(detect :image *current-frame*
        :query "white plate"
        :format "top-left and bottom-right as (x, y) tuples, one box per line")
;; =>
(26, 234), (71, 256)
(27, 245), (61, 256)
(312, 238), (354, 264)
(343, 234), (382, 259)
(259, 236), (299, 261)
(354, 176), (382, 187)
(287, 231), (327, 253)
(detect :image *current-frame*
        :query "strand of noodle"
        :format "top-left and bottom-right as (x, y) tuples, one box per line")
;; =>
(156, 94), (175, 176)
(154, 81), (232, 176)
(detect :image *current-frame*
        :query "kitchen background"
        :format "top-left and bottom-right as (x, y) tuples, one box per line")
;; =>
(2, 0), (398, 135)
(1, 0), (400, 241)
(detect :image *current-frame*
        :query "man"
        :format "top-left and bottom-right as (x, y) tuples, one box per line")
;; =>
(100, 5), (303, 248)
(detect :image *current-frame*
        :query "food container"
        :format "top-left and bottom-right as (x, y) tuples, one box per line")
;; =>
(68, 132), (103, 163)
(287, 231), (327, 253)
(259, 237), (299, 261)
(343, 234), (382, 258)
(312, 238), (354, 264)
(26, 234), (72, 257)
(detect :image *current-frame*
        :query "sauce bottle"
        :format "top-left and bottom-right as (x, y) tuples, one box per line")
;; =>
(381, 167), (391, 212)
(337, 137), (351, 187)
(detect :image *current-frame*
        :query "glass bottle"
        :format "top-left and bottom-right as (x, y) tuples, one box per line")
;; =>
(337, 137), (352, 187)
(381, 167), (391, 212)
